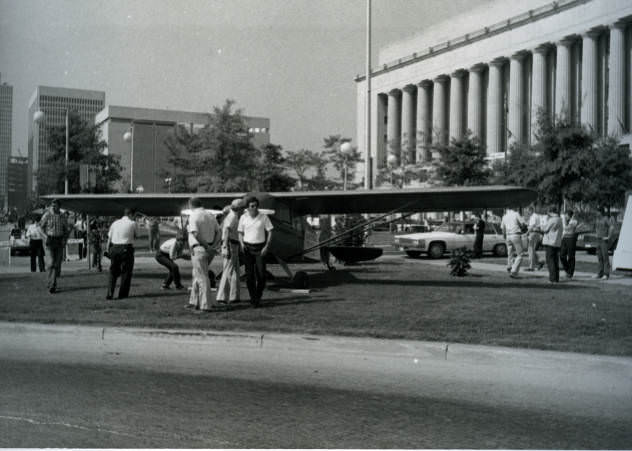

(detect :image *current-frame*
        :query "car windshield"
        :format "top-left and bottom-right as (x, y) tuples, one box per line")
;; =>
(434, 223), (474, 234)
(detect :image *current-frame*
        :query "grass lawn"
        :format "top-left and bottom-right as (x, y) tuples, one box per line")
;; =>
(1, 257), (631, 356)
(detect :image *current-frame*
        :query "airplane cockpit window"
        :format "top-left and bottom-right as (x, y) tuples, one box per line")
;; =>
(275, 204), (291, 223)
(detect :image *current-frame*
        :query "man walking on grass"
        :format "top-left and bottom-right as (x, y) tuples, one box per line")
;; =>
(39, 199), (71, 293)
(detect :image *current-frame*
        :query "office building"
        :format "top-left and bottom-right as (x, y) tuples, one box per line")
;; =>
(0, 74), (12, 210)
(8, 156), (28, 214)
(28, 86), (105, 194)
(355, 0), (632, 187)
(96, 105), (270, 193)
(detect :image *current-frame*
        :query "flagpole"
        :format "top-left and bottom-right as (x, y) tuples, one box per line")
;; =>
(364, 0), (372, 189)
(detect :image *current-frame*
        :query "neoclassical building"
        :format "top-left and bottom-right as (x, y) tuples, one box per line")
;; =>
(355, 0), (632, 187)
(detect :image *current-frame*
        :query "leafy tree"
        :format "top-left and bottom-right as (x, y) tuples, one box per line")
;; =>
(163, 99), (260, 193)
(323, 135), (363, 189)
(257, 144), (296, 192)
(285, 148), (321, 190)
(432, 131), (491, 186)
(586, 136), (632, 210)
(37, 110), (121, 194)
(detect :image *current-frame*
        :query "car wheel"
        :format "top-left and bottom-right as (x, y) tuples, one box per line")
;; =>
(493, 243), (507, 257)
(405, 250), (422, 258)
(428, 242), (445, 259)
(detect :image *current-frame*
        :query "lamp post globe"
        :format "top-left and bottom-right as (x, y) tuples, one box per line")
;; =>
(123, 131), (132, 142)
(387, 153), (397, 167)
(33, 110), (45, 124)
(340, 141), (353, 156)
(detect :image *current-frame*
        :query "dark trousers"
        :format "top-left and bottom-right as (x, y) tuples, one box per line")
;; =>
(473, 233), (484, 257)
(29, 239), (45, 272)
(243, 242), (266, 302)
(107, 245), (134, 299)
(596, 239), (611, 277)
(155, 251), (181, 287)
(45, 238), (64, 289)
(544, 245), (560, 282)
(92, 243), (102, 270)
(560, 235), (577, 277)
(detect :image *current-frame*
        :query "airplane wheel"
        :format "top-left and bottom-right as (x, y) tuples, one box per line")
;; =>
(293, 271), (309, 289)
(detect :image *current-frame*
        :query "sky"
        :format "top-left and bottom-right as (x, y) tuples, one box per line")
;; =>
(0, 0), (492, 158)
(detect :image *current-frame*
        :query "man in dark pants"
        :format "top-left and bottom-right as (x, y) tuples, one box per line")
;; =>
(26, 216), (46, 272)
(473, 212), (485, 258)
(105, 208), (137, 300)
(542, 207), (562, 283)
(39, 199), (70, 293)
(238, 196), (274, 307)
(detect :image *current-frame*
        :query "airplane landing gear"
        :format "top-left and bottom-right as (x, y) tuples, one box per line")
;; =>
(292, 271), (309, 289)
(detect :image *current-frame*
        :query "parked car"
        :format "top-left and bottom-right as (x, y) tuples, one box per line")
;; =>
(394, 222), (527, 258)
(10, 233), (30, 256)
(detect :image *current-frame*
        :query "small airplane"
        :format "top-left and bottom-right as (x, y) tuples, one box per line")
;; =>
(43, 185), (536, 287)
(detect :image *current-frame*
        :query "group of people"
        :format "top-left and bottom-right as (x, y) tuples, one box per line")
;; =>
(37, 195), (274, 310)
(501, 205), (614, 283)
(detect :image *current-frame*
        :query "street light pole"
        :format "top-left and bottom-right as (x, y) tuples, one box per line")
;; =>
(64, 109), (69, 195)
(340, 141), (353, 191)
(123, 123), (134, 192)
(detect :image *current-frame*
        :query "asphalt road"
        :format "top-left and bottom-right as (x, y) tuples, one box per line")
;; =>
(2, 358), (631, 449)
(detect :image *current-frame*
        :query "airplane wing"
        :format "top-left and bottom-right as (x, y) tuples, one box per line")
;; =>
(42, 185), (535, 217)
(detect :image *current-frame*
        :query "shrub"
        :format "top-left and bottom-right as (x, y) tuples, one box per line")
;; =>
(448, 247), (472, 277)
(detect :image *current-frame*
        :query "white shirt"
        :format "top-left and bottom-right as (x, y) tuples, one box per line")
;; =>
(26, 223), (46, 241)
(501, 209), (525, 235)
(108, 216), (137, 245)
(160, 238), (185, 260)
(562, 216), (578, 237)
(187, 207), (220, 248)
(238, 212), (273, 244)
(222, 210), (240, 242)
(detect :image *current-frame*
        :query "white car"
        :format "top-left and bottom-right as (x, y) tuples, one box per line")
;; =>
(394, 222), (527, 258)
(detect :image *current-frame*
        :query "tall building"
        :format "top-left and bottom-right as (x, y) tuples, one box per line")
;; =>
(0, 74), (12, 210)
(95, 105), (271, 193)
(355, 0), (632, 187)
(8, 156), (28, 214)
(28, 86), (105, 194)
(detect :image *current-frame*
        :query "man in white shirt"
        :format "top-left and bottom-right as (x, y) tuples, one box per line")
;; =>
(106, 208), (137, 300)
(26, 216), (46, 272)
(186, 197), (220, 311)
(238, 196), (274, 307)
(155, 233), (188, 290)
(525, 206), (545, 271)
(542, 207), (563, 283)
(501, 207), (527, 278)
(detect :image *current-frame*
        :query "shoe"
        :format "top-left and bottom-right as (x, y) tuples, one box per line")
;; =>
(525, 268), (534, 272)
(592, 274), (601, 279)
(48, 287), (56, 294)
(175, 285), (186, 290)
(506, 267), (511, 273)
(601, 275), (609, 280)
(117, 296), (127, 300)
(161, 285), (171, 290)
(537, 262), (544, 270)
(185, 304), (196, 309)
(106, 295), (113, 300)
(509, 272), (519, 279)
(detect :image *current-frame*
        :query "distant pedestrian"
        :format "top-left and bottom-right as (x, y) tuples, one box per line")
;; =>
(216, 199), (245, 304)
(593, 207), (613, 281)
(155, 233), (188, 290)
(560, 210), (578, 279)
(148, 217), (160, 252)
(319, 214), (334, 269)
(89, 220), (104, 272)
(472, 212), (485, 258)
(105, 208), (137, 300)
(238, 196), (274, 307)
(542, 207), (563, 283)
(39, 199), (71, 293)
(186, 197), (220, 311)
(26, 216), (46, 272)
(501, 207), (527, 278)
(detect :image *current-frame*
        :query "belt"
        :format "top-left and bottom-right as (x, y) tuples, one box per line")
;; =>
(112, 243), (133, 248)
(244, 242), (265, 246)
(229, 239), (240, 244)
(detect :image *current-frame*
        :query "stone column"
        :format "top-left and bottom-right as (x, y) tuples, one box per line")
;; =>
(387, 89), (402, 165)
(531, 45), (549, 143)
(449, 69), (466, 141)
(508, 53), (525, 147)
(416, 80), (433, 163)
(401, 85), (416, 165)
(555, 38), (574, 121)
(580, 30), (601, 131)
(432, 75), (449, 147)
(608, 22), (626, 136)
(486, 59), (505, 155)
(467, 64), (485, 141)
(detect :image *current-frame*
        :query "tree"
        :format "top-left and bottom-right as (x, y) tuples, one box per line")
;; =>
(586, 136), (632, 210)
(285, 149), (320, 190)
(433, 131), (491, 186)
(257, 144), (296, 192)
(37, 110), (121, 195)
(163, 99), (260, 193)
(323, 135), (363, 189)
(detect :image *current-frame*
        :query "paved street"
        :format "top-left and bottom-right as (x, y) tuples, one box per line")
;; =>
(2, 323), (631, 448)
